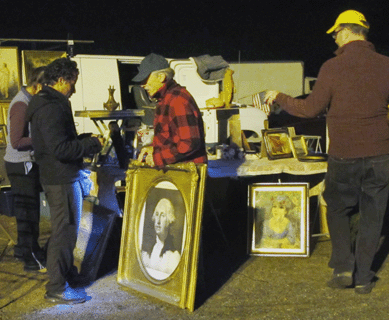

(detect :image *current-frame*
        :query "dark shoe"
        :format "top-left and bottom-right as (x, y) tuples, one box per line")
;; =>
(68, 274), (91, 289)
(44, 288), (87, 304)
(32, 248), (46, 262)
(355, 281), (376, 294)
(327, 271), (353, 289)
(14, 251), (24, 261)
(13, 246), (24, 260)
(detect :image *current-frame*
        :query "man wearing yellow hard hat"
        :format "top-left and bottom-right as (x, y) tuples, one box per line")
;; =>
(265, 10), (389, 294)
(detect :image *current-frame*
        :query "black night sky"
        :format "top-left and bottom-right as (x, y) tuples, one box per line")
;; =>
(3, 0), (389, 77)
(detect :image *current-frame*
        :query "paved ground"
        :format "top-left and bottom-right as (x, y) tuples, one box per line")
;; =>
(2, 175), (389, 320)
(2, 209), (389, 320)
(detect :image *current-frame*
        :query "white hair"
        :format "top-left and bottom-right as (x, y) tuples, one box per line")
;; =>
(152, 198), (176, 224)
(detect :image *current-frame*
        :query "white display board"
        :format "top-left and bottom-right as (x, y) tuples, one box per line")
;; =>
(230, 61), (305, 106)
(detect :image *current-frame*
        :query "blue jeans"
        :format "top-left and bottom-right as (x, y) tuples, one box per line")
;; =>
(323, 154), (389, 285)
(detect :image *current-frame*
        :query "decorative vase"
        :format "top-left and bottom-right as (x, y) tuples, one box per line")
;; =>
(103, 86), (120, 111)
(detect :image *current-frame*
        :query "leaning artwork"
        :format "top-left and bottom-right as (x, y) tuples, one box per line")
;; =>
(0, 125), (6, 147)
(248, 183), (310, 257)
(117, 161), (207, 311)
(22, 50), (66, 84)
(0, 47), (20, 101)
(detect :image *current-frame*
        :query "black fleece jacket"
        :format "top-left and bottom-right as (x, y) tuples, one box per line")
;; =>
(25, 86), (101, 185)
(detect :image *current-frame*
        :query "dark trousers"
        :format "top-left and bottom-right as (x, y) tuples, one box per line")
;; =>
(43, 181), (83, 293)
(323, 154), (389, 285)
(5, 161), (41, 256)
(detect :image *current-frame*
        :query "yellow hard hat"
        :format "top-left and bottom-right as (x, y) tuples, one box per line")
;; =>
(326, 10), (369, 34)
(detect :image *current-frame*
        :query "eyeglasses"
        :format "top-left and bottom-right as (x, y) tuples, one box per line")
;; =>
(332, 28), (343, 39)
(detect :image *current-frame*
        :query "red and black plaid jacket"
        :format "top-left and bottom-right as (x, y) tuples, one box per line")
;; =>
(152, 80), (207, 167)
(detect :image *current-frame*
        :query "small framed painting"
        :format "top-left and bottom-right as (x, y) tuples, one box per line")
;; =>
(22, 50), (66, 85)
(0, 47), (20, 101)
(262, 128), (294, 160)
(248, 183), (310, 257)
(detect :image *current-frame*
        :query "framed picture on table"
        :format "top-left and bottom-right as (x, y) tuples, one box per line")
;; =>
(290, 135), (308, 158)
(261, 128), (294, 160)
(0, 47), (21, 101)
(117, 161), (207, 312)
(248, 183), (310, 257)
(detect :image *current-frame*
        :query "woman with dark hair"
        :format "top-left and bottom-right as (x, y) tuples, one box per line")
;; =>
(4, 66), (47, 272)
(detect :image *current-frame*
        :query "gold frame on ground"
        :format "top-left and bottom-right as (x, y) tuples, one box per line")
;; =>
(117, 161), (207, 311)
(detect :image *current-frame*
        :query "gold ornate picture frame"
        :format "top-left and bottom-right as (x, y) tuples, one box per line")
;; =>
(22, 50), (66, 85)
(290, 135), (308, 158)
(261, 128), (294, 160)
(248, 183), (310, 257)
(0, 102), (9, 125)
(0, 47), (20, 101)
(117, 162), (207, 311)
(0, 124), (7, 147)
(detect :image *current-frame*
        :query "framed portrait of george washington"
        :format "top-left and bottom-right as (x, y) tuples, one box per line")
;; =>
(248, 183), (310, 257)
(117, 161), (207, 312)
(0, 47), (20, 101)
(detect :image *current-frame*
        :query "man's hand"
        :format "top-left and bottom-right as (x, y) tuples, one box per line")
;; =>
(265, 90), (280, 105)
(92, 134), (105, 146)
(138, 146), (155, 166)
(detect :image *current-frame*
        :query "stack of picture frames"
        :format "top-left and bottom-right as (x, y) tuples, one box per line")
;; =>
(261, 127), (327, 162)
(248, 182), (310, 257)
(117, 161), (207, 311)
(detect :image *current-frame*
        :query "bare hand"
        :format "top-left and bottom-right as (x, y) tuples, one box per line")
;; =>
(138, 146), (155, 167)
(265, 90), (280, 105)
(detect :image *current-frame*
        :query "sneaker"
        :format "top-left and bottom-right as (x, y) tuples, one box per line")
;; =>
(327, 271), (353, 289)
(44, 287), (87, 305)
(355, 281), (376, 294)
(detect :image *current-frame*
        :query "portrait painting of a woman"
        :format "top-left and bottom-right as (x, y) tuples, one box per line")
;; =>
(252, 187), (307, 254)
(258, 194), (299, 249)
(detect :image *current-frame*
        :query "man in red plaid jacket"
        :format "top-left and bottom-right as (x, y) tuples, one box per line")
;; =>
(133, 53), (207, 167)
